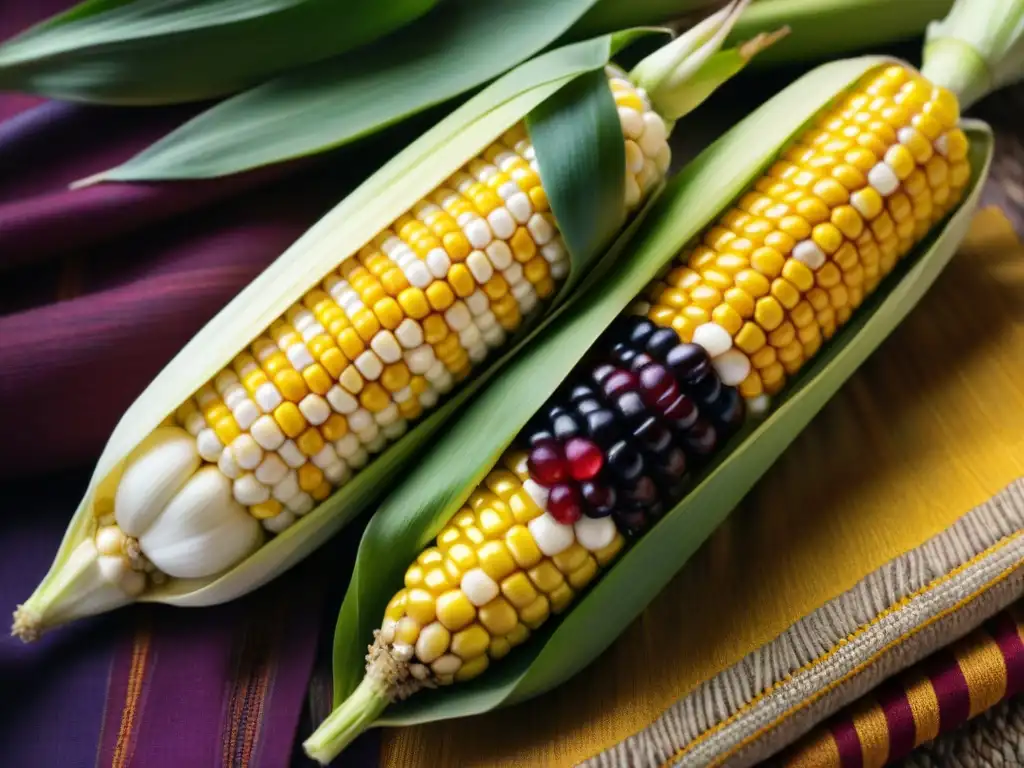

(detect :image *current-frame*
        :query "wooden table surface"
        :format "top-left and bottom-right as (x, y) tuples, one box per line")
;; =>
(377, 71), (1024, 768)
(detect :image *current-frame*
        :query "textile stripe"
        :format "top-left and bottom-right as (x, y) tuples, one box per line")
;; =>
(903, 673), (940, 745)
(850, 700), (888, 768)
(830, 718), (862, 768)
(928, 650), (971, 734)
(989, 610), (1024, 697)
(783, 729), (839, 767)
(111, 626), (152, 768)
(953, 629), (1007, 717)
(876, 681), (915, 760)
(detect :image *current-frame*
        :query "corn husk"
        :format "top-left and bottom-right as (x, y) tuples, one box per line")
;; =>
(309, 54), (994, 761)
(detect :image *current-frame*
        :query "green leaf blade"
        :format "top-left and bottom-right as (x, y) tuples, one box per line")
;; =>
(0, 0), (439, 104)
(86, 0), (629, 180)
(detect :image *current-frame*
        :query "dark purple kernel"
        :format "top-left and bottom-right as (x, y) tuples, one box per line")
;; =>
(654, 447), (688, 480)
(633, 417), (672, 453)
(682, 418), (719, 455)
(575, 397), (603, 417)
(666, 343), (710, 381)
(646, 328), (680, 360)
(690, 371), (722, 404)
(639, 363), (677, 406)
(624, 475), (658, 505)
(551, 413), (582, 441)
(607, 441), (644, 481)
(546, 404), (569, 422)
(591, 363), (617, 386)
(603, 369), (639, 398)
(627, 318), (656, 348)
(662, 393), (697, 424)
(610, 342), (637, 368)
(581, 481), (616, 517)
(645, 501), (666, 520)
(547, 483), (583, 524)
(568, 384), (596, 403)
(627, 352), (656, 372)
(527, 430), (555, 446)
(615, 391), (647, 425)
(709, 387), (745, 431)
(613, 507), (648, 536)
(584, 409), (621, 447)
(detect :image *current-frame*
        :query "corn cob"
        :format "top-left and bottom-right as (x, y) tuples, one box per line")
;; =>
(643, 63), (970, 415)
(78, 65), (673, 602)
(307, 63), (973, 758)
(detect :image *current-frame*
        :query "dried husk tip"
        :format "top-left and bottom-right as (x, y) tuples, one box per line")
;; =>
(922, 0), (1024, 109)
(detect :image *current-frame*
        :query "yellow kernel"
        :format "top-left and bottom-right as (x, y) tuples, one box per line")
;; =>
(385, 589), (408, 620)
(949, 161), (970, 188)
(250, 499), (283, 520)
(478, 597), (518, 636)
(710, 303), (744, 336)
(829, 283), (850, 309)
(739, 370), (764, 398)
(436, 590), (476, 631)
(519, 595), (550, 629)
(548, 582), (575, 614)
(704, 226), (736, 251)
(888, 192), (913, 223)
(489, 637), (511, 660)
(716, 253), (748, 275)
(850, 187), (884, 220)
(454, 654), (489, 682)
(735, 322), (767, 354)
(811, 223), (843, 255)
(794, 197), (830, 225)
(830, 205), (863, 240)
(446, 264), (476, 298)
(844, 147), (877, 172)
(274, 369), (308, 402)
(702, 269), (734, 292)
(781, 259), (815, 292)
(751, 345), (777, 369)
(351, 308), (380, 342)
(884, 144), (915, 180)
(765, 230), (796, 255)
(273, 402), (306, 438)
(912, 111), (943, 140)
(816, 262), (843, 289)
(778, 339), (805, 367)
(568, 557), (598, 590)
(754, 296), (785, 331)
(479, 505), (513, 539)
(360, 382), (391, 413)
(500, 572), (538, 609)
(477, 541), (516, 581)
(212, 416), (240, 445)
(768, 320), (796, 348)
(405, 588), (437, 625)
(761, 362), (786, 394)
(870, 212), (895, 240)
(812, 178), (850, 207)
(735, 269), (771, 298)
(682, 305), (710, 326)
(451, 623), (490, 660)
(779, 215), (811, 240)
(404, 565), (424, 590)
(395, 616), (421, 645)
(437, 527), (462, 554)
(298, 463), (324, 492)
(806, 287), (830, 311)
(751, 246), (785, 278)
(528, 560), (564, 593)
(593, 534), (625, 566)
(724, 287), (755, 318)
(337, 327), (366, 359)
(426, 281), (455, 311)
(770, 278), (801, 310)
(552, 543), (588, 574)
(833, 242), (859, 272)
(690, 285), (722, 311)
(504, 525), (543, 569)
(943, 128), (969, 162)
(296, 427), (325, 457)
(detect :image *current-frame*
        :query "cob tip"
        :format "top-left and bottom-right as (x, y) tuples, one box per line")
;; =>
(11, 604), (40, 643)
(303, 632), (404, 764)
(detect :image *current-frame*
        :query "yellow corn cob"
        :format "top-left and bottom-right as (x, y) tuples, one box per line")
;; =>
(81, 65), (672, 599)
(643, 64), (970, 414)
(366, 63), (972, 693)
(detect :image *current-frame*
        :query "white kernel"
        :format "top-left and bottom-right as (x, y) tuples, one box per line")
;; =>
(415, 624), (449, 664)
(95, 525), (126, 556)
(618, 106), (643, 139)
(194, 384), (218, 408)
(465, 290), (490, 316)
(425, 248), (451, 279)
(528, 512), (575, 556)
(222, 383), (247, 410)
(254, 382), (283, 413)
(213, 369), (239, 394)
(392, 643), (415, 663)
(262, 510), (296, 534)
(255, 453), (288, 486)
(334, 433), (361, 459)
(654, 143), (672, 175)
(485, 240), (513, 270)
(370, 330), (402, 364)
(487, 208), (516, 240)
(691, 323), (734, 357)
(120, 569), (147, 596)
(250, 415), (285, 451)
(459, 323), (483, 348)
(196, 429), (224, 462)
(272, 471), (300, 503)
(311, 443), (339, 469)
(326, 385), (358, 414)
(504, 261), (524, 286)
(625, 140), (645, 174)
(379, 234), (402, 255)
(356, 422), (380, 447)
(624, 174), (642, 208)
(511, 280), (535, 303)
(278, 440), (307, 468)
(431, 654), (461, 675)
(444, 302), (472, 332)
(494, 151), (520, 171)
(348, 408), (374, 432)
(462, 568), (500, 606)
(392, 386), (413, 403)
(298, 393), (331, 425)
(405, 344), (436, 374)
(746, 394), (772, 417)
(184, 411), (206, 436)
(394, 318), (424, 349)
(540, 238), (566, 264)
(234, 474), (270, 505)
(574, 515), (617, 552)
(506, 192), (532, 223)
(374, 403), (401, 426)
(793, 240), (827, 270)
(231, 399), (259, 431)
(638, 158), (659, 195)
(419, 388), (439, 409)
(324, 460), (351, 485)
(364, 432), (387, 454)
(466, 340), (488, 362)
(285, 343), (315, 371)
(523, 478), (550, 510)
(638, 111), (668, 156)
(300, 323), (327, 344)
(431, 370), (454, 395)
(466, 250), (494, 283)
(934, 133), (950, 156)
(355, 350), (383, 380)
(526, 213), (555, 245)
(868, 163), (900, 196)
(456, 211), (475, 227)
(712, 349), (752, 386)
(464, 218), (492, 249)
(347, 447), (369, 469)
(286, 492), (315, 515)
(382, 420), (407, 440)
(97, 555), (128, 585)
(474, 310), (497, 332)
(482, 324), (506, 347)
(218, 449), (242, 480)
(404, 260), (432, 289)
(550, 258), (569, 280)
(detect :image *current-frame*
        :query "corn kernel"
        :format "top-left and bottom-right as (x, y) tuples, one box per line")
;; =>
(451, 623), (490, 660)
(768, 321), (796, 348)
(754, 296), (785, 331)
(816, 262), (843, 289)
(751, 246), (785, 278)
(710, 303), (743, 336)
(751, 345), (777, 369)
(504, 525), (543, 569)
(337, 328), (366, 360)
(528, 560), (565, 594)
(385, 590), (407, 620)
(734, 322), (767, 354)
(478, 597), (518, 636)
(406, 588), (437, 625)
(519, 595), (550, 629)
(501, 572), (538, 609)
(724, 287), (755, 318)
(404, 565), (425, 590)
(414, 621), (450, 663)
(779, 215), (811, 240)
(213, 416), (241, 445)
(250, 499), (282, 520)
(761, 362), (786, 394)
(812, 178), (850, 207)
(508, 489), (543, 524)
(273, 402), (306, 438)
(436, 590), (476, 631)
(548, 582), (575, 614)
(477, 541), (516, 581)
(739, 370), (764, 398)
(274, 369), (308, 402)
(488, 636), (511, 660)
(592, 534), (625, 566)
(426, 282), (455, 311)
(551, 543), (588, 574)
(770, 278), (800, 310)
(424, 567), (452, 594)
(735, 269), (771, 298)
(395, 616), (421, 645)
(716, 253), (749, 275)
(794, 197), (829, 224)
(568, 557), (598, 590)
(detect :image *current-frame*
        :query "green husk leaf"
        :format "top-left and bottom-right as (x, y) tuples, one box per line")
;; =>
(566, 0), (725, 40)
(921, 0), (1024, 109)
(726, 0), (956, 65)
(0, 0), (438, 105)
(13, 29), (656, 637)
(327, 55), (993, 730)
(79, 0), (664, 183)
